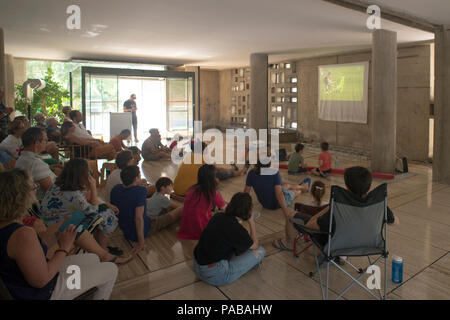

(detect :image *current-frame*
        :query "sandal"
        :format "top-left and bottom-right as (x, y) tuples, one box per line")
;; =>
(272, 239), (293, 252)
(107, 246), (124, 256)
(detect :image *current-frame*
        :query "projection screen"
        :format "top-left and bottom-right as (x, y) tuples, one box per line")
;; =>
(318, 61), (369, 124)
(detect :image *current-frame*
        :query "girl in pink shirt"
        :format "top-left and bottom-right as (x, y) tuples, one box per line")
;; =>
(177, 165), (226, 240)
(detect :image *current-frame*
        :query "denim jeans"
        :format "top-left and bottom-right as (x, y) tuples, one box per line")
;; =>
(281, 188), (295, 207)
(194, 246), (266, 286)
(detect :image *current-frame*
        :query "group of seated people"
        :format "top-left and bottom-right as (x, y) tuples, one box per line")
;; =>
(102, 137), (400, 287)
(0, 108), (143, 300)
(0, 112), (400, 299)
(0, 107), (135, 171)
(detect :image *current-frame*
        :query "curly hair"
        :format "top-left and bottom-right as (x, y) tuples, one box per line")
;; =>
(115, 150), (134, 170)
(0, 168), (34, 221)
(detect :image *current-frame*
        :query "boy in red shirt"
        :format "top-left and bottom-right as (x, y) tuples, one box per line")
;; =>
(311, 142), (332, 178)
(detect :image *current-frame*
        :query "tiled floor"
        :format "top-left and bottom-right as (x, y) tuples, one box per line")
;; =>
(104, 148), (450, 300)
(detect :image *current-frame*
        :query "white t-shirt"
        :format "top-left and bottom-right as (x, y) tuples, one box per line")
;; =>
(15, 151), (57, 198)
(146, 192), (171, 217)
(0, 135), (22, 158)
(73, 122), (93, 139)
(104, 169), (122, 203)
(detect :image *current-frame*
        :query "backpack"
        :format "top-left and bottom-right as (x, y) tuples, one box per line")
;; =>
(395, 157), (408, 173)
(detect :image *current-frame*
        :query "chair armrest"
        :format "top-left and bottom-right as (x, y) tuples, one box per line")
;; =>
(295, 224), (329, 236)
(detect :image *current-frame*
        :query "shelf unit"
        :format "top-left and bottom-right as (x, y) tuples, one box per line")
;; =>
(268, 61), (298, 131)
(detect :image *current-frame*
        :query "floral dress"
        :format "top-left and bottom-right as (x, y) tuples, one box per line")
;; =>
(40, 184), (118, 236)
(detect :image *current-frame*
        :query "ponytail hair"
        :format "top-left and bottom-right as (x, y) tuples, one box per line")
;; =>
(310, 181), (326, 206)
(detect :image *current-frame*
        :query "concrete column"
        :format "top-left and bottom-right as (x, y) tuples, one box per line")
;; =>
(13, 58), (27, 86)
(185, 66), (200, 121)
(0, 28), (6, 98)
(249, 53), (268, 131)
(5, 54), (15, 110)
(433, 26), (450, 184)
(371, 30), (397, 174)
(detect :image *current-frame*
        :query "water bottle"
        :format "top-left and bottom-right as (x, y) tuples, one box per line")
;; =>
(335, 156), (339, 168)
(392, 255), (403, 284)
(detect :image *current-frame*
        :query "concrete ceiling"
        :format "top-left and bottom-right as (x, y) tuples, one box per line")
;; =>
(369, 0), (450, 26)
(0, 0), (442, 69)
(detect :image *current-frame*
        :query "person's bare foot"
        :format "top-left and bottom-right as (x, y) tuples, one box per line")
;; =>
(103, 253), (133, 265)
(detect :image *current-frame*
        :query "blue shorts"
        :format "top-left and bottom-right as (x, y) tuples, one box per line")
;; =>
(282, 188), (295, 207)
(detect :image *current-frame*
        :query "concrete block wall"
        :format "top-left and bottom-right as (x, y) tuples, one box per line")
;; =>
(199, 69), (220, 129)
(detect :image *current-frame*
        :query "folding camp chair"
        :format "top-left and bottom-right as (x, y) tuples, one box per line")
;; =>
(291, 203), (329, 258)
(295, 183), (389, 300)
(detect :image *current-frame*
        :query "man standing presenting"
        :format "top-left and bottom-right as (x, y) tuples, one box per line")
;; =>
(123, 94), (138, 142)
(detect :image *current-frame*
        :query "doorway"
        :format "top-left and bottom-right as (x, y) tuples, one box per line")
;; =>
(73, 67), (195, 142)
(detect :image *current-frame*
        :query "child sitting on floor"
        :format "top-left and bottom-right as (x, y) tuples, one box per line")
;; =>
(311, 142), (332, 178)
(177, 165), (226, 240)
(288, 143), (308, 175)
(146, 177), (183, 220)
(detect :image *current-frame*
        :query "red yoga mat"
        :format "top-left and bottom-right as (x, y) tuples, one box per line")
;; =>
(278, 164), (394, 180)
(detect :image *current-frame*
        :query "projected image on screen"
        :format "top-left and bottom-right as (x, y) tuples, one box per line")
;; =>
(318, 62), (369, 124)
(320, 65), (364, 101)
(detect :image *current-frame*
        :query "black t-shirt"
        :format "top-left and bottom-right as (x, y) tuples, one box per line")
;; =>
(194, 212), (253, 265)
(123, 99), (136, 114)
(317, 205), (395, 234)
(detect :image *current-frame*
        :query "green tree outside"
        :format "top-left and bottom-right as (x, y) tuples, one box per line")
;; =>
(15, 66), (70, 122)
